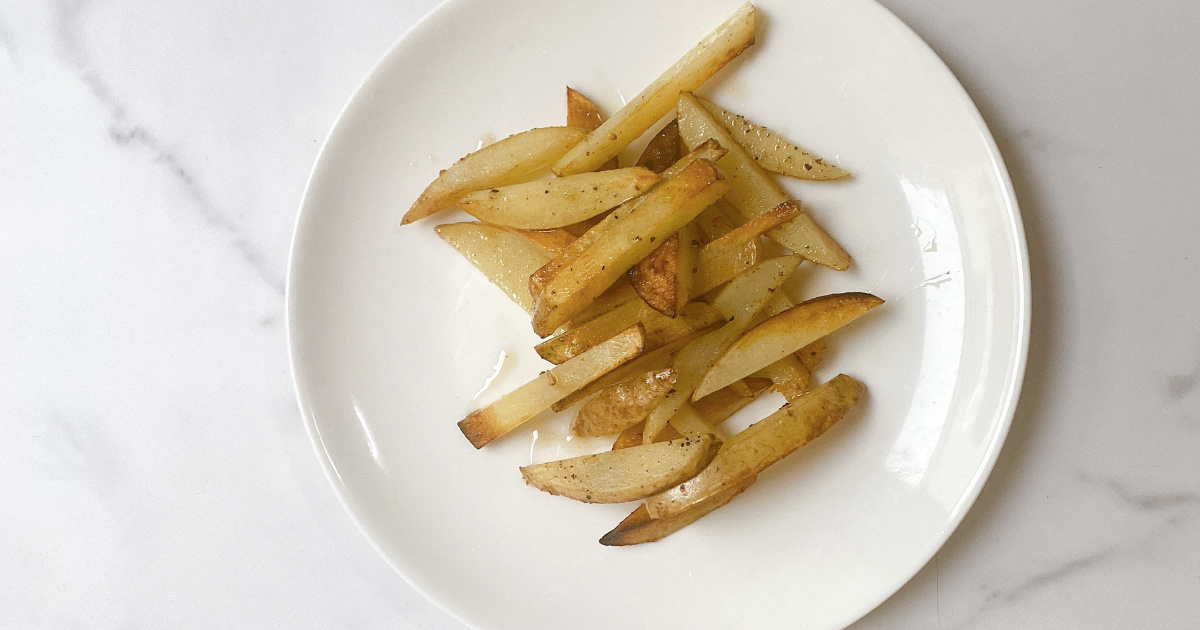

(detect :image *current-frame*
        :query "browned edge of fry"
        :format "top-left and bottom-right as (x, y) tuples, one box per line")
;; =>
(629, 233), (681, 317)
(635, 119), (683, 173)
(599, 474), (756, 546)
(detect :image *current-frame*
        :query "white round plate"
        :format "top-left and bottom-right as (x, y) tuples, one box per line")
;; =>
(287, 0), (1029, 628)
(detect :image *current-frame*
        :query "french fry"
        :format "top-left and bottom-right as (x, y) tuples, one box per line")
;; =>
(747, 292), (813, 400)
(599, 475), (755, 546)
(691, 376), (774, 425)
(668, 402), (717, 438)
(692, 200), (802, 295)
(531, 159), (728, 336)
(612, 418), (683, 450)
(564, 279), (639, 327)
(536, 300), (723, 364)
(646, 374), (864, 519)
(521, 434), (720, 504)
(573, 368), (677, 437)
(566, 87), (619, 170)
(629, 223), (696, 318)
(435, 222), (552, 313)
(796, 337), (827, 372)
(553, 4), (756, 175)
(677, 92), (851, 270)
(642, 256), (803, 443)
(635, 119), (684, 173)
(403, 126), (587, 224)
(693, 293), (883, 400)
(692, 198), (742, 242)
(698, 98), (850, 181)
(458, 167), (659, 229)
(458, 325), (645, 448)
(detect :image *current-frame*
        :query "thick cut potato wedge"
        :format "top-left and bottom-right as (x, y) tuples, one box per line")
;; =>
(531, 159), (728, 336)
(698, 98), (850, 181)
(692, 200), (802, 294)
(693, 292), (883, 400)
(629, 223), (696, 318)
(646, 374), (864, 519)
(636, 119), (684, 173)
(458, 167), (659, 229)
(599, 475), (755, 546)
(642, 256), (803, 443)
(435, 222), (552, 313)
(553, 4), (755, 175)
(691, 376), (774, 425)
(458, 325), (645, 448)
(573, 368), (677, 437)
(567, 87), (619, 170)
(676, 92), (850, 270)
(537, 300), (723, 364)
(403, 126), (587, 224)
(612, 418), (683, 450)
(528, 140), (725, 301)
(520, 434), (720, 503)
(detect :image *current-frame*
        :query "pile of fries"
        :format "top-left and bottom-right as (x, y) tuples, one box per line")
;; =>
(402, 3), (883, 545)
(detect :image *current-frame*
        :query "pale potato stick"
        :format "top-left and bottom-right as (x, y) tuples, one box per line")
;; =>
(458, 325), (645, 448)
(691, 376), (774, 425)
(531, 159), (728, 336)
(698, 97), (850, 181)
(552, 4), (756, 175)
(566, 86), (619, 170)
(612, 419), (683, 451)
(435, 222), (552, 313)
(642, 256), (804, 443)
(514, 228), (577, 257)
(692, 200), (802, 294)
(536, 300), (723, 364)
(572, 368), (677, 437)
(646, 374), (864, 519)
(599, 475), (755, 546)
(635, 119), (684, 173)
(458, 168), (659, 229)
(403, 126), (587, 224)
(676, 92), (850, 270)
(693, 292), (883, 399)
(521, 434), (720, 503)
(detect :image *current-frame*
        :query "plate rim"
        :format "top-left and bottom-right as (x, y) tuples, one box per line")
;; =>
(284, 0), (1032, 627)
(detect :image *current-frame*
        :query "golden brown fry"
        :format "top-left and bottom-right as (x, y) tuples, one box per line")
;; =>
(692, 200), (803, 295)
(403, 126), (587, 224)
(457, 167), (659, 229)
(521, 434), (720, 504)
(536, 300), (724, 364)
(599, 475), (755, 546)
(566, 87), (619, 170)
(458, 325), (645, 448)
(646, 374), (864, 519)
(553, 4), (755, 175)
(435, 222), (552, 313)
(635, 119), (684, 173)
(698, 98), (850, 181)
(572, 368), (677, 437)
(629, 223), (695, 318)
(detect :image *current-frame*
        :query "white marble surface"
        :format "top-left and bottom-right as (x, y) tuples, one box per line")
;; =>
(2, 0), (1197, 628)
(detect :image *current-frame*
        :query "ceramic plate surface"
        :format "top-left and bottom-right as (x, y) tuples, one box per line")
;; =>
(287, 0), (1029, 628)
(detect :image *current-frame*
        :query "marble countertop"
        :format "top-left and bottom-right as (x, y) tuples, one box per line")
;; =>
(4, 0), (1198, 628)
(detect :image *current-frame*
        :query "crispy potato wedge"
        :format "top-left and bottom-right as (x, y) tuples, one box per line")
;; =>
(435, 222), (552, 313)
(677, 92), (851, 270)
(636, 119), (684, 173)
(693, 200), (802, 295)
(573, 368), (677, 437)
(698, 98), (850, 181)
(553, 4), (755, 175)
(612, 418), (683, 450)
(458, 325), (645, 448)
(692, 376), (774, 425)
(694, 292), (883, 400)
(458, 167), (659, 229)
(403, 126), (587, 224)
(629, 223), (696, 318)
(567, 87), (619, 170)
(796, 337), (827, 372)
(537, 300), (723, 364)
(521, 434), (720, 503)
(528, 140), (725, 301)
(515, 228), (577, 257)
(599, 475), (756, 546)
(531, 159), (728, 336)
(646, 374), (864, 519)
(642, 256), (803, 443)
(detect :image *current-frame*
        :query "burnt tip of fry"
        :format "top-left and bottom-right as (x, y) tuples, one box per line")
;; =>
(457, 409), (497, 449)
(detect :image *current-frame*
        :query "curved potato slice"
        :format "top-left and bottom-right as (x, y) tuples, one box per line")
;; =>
(521, 434), (720, 504)
(403, 126), (587, 224)
(646, 374), (864, 519)
(572, 368), (677, 437)
(435, 222), (552, 313)
(599, 475), (756, 546)
(457, 167), (659, 229)
(693, 293), (883, 400)
(697, 97), (850, 181)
